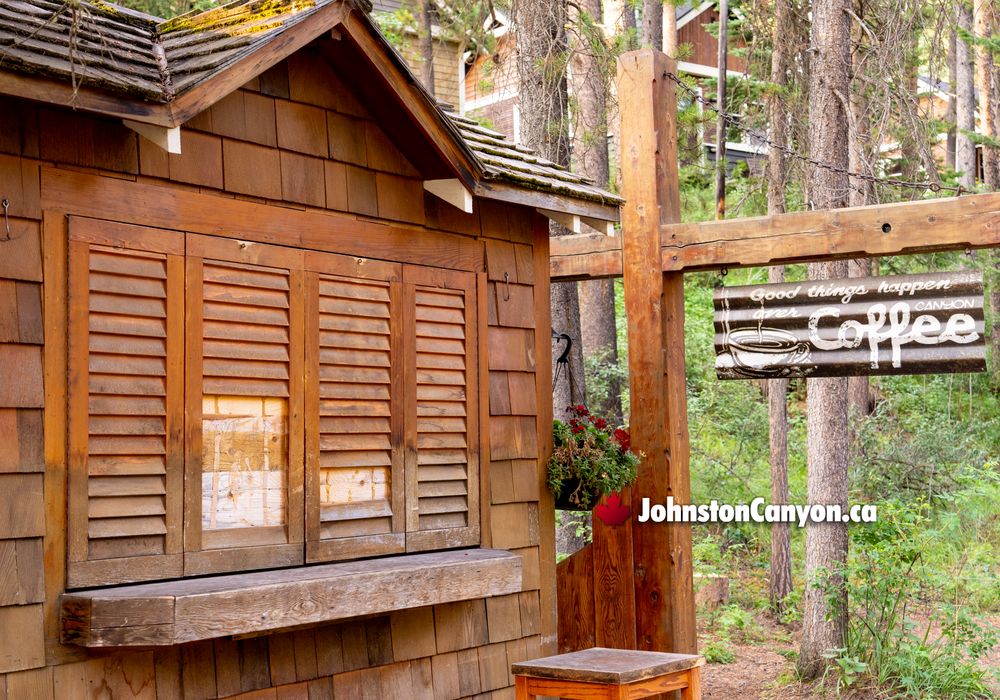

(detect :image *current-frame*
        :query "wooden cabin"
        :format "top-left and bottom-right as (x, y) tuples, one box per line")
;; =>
(0, 0), (621, 696)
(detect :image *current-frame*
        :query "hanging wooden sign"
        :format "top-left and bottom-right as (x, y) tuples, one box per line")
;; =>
(713, 270), (986, 379)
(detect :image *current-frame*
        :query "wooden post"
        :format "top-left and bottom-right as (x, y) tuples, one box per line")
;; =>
(618, 49), (696, 654)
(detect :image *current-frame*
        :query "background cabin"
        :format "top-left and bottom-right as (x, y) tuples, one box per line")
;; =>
(0, 0), (620, 696)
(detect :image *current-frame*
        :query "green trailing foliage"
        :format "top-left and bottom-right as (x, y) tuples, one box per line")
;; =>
(547, 405), (640, 510)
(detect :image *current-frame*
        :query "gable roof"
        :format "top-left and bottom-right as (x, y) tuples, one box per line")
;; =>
(675, 1), (714, 28)
(0, 0), (620, 219)
(447, 111), (619, 206)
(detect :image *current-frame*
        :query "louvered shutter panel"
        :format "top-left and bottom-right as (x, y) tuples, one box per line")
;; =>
(184, 236), (304, 576)
(66, 219), (184, 587)
(305, 259), (405, 561)
(404, 267), (480, 551)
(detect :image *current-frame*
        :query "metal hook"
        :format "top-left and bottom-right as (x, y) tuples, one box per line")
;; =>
(713, 266), (728, 289)
(551, 331), (572, 364)
(502, 271), (511, 301)
(1, 199), (9, 241)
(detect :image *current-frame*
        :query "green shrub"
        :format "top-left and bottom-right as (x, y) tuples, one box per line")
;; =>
(703, 640), (736, 664)
(836, 500), (998, 699)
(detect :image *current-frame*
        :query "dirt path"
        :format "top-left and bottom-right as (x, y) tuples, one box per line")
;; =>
(700, 641), (800, 699)
(699, 643), (885, 699)
(698, 613), (1000, 699)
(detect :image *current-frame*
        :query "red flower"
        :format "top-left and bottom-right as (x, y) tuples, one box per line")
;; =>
(594, 417), (608, 430)
(613, 428), (631, 452)
(571, 424), (585, 434)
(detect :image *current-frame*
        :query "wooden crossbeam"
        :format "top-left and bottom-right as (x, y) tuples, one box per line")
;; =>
(550, 192), (1000, 280)
(550, 233), (624, 280)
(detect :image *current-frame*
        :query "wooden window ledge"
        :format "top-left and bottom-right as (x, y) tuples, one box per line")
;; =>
(60, 549), (522, 647)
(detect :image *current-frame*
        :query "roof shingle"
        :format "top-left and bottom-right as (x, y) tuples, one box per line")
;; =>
(0, 0), (621, 208)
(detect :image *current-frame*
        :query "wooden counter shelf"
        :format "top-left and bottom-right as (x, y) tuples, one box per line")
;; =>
(60, 549), (521, 647)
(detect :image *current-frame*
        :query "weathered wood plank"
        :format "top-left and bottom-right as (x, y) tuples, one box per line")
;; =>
(0, 538), (44, 605)
(530, 213), (558, 657)
(0, 603), (45, 672)
(549, 233), (624, 281)
(616, 50), (697, 652)
(556, 545), (595, 654)
(40, 168), (485, 273)
(618, 49), (673, 655)
(0, 345), (43, 408)
(662, 271), (696, 653)
(550, 192), (1000, 280)
(389, 606), (437, 661)
(660, 189), (1000, 271)
(485, 593), (521, 643)
(0, 473), (44, 538)
(60, 549), (521, 647)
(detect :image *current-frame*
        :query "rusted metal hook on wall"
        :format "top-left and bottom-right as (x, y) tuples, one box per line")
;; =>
(1, 199), (10, 241)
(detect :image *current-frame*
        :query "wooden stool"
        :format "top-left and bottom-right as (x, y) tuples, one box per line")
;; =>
(512, 647), (704, 700)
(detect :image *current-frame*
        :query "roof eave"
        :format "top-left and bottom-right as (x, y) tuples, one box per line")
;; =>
(0, 70), (175, 126)
(334, 8), (484, 187)
(473, 179), (621, 223)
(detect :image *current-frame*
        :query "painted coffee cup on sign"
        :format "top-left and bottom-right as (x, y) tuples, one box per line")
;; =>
(726, 327), (811, 370)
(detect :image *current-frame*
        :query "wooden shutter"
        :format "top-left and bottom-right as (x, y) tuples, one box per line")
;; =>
(404, 266), (480, 551)
(305, 254), (404, 562)
(183, 235), (304, 576)
(66, 218), (184, 588)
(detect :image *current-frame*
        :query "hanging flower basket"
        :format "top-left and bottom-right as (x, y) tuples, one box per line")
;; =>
(547, 405), (641, 512)
(552, 477), (602, 512)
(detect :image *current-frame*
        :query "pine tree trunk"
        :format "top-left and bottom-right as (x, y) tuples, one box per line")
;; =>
(799, 0), (851, 679)
(975, 0), (999, 189)
(947, 27), (958, 170)
(974, 2), (1000, 379)
(552, 282), (587, 417)
(642, 0), (662, 49)
(765, 0), (792, 613)
(578, 280), (622, 420)
(901, 65), (921, 183)
(513, 0), (584, 419)
(417, 0), (436, 97)
(847, 18), (874, 421)
(620, 0), (637, 37)
(767, 270), (793, 611)
(570, 0), (622, 422)
(956, 2), (977, 189)
(992, 253), (1000, 385)
(664, 2), (677, 57)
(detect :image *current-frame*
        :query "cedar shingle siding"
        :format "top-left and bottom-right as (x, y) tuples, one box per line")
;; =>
(0, 0), (621, 694)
